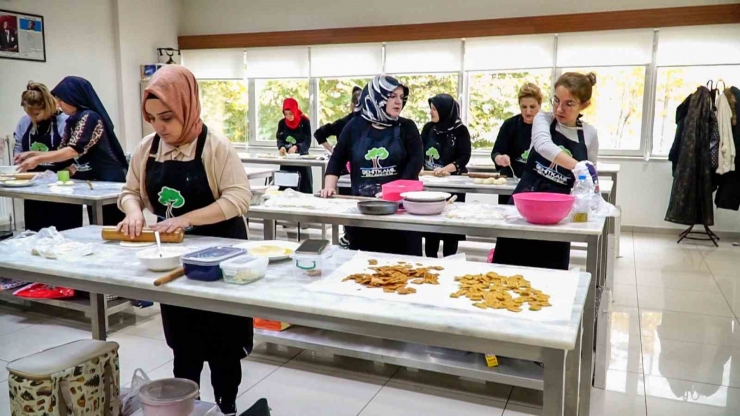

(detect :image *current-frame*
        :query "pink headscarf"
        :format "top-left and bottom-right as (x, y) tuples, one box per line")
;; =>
(142, 65), (203, 146)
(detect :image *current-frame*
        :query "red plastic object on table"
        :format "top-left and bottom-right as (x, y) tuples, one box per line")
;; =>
(381, 180), (423, 202)
(513, 192), (575, 225)
(13, 283), (75, 299)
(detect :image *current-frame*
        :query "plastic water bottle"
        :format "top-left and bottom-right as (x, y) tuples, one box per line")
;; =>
(572, 175), (592, 223)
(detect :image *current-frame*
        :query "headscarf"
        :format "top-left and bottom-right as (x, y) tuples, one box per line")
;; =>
(429, 94), (462, 131)
(360, 75), (409, 127)
(282, 98), (307, 130)
(142, 65), (203, 146)
(51, 76), (128, 166)
(351, 86), (362, 113)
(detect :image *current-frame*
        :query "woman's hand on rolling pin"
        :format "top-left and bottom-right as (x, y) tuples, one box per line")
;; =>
(288, 146), (297, 154)
(151, 216), (192, 234)
(494, 155), (511, 167)
(320, 187), (336, 198)
(117, 211), (145, 239)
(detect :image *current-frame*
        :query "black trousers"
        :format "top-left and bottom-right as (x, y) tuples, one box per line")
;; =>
(173, 351), (241, 411)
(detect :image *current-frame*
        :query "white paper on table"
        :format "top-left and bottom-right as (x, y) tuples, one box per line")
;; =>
(307, 252), (580, 322)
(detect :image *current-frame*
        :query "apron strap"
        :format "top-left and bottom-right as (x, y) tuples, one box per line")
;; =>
(194, 125), (209, 161)
(148, 134), (161, 158)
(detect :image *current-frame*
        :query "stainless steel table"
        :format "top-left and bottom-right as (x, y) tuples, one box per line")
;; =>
(247, 202), (608, 414)
(240, 153), (328, 188)
(0, 226), (590, 416)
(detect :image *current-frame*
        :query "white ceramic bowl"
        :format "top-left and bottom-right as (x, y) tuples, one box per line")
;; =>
(402, 199), (447, 215)
(286, 153), (301, 159)
(400, 191), (451, 202)
(136, 247), (189, 271)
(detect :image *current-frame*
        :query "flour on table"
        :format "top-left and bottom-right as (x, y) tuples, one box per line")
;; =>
(119, 241), (155, 248)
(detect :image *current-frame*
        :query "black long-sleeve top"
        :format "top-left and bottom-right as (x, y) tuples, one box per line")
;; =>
(326, 117), (423, 187)
(491, 114), (532, 178)
(276, 117), (311, 155)
(314, 112), (357, 145)
(420, 122), (471, 174)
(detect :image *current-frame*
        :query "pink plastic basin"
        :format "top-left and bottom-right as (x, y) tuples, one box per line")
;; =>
(382, 180), (423, 202)
(513, 192), (575, 225)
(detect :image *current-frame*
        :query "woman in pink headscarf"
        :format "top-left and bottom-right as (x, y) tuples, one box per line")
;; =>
(116, 65), (252, 415)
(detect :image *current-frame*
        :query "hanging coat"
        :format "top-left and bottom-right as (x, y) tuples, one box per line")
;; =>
(665, 87), (715, 226)
(716, 86), (740, 210)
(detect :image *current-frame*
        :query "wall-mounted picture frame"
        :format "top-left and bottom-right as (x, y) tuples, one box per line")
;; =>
(0, 9), (46, 62)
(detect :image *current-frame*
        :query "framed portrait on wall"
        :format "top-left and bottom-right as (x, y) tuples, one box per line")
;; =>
(0, 9), (45, 62)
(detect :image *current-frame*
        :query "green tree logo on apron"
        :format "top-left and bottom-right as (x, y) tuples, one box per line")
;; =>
(158, 186), (185, 219)
(365, 147), (390, 169)
(30, 142), (49, 152)
(286, 136), (297, 145)
(520, 149), (530, 161)
(425, 147), (440, 165)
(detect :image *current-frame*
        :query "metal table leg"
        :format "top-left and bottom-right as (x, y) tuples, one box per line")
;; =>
(264, 219), (276, 240)
(331, 225), (340, 245)
(579, 235), (599, 412)
(565, 319), (584, 416)
(543, 348), (567, 416)
(92, 202), (105, 226)
(90, 293), (106, 340)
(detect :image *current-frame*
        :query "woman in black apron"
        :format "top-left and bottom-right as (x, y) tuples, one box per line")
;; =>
(276, 98), (313, 194)
(421, 94), (471, 257)
(322, 75), (424, 255)
(117, 65), (252, 416)
(493, 72), (599, 270)
(15, 76), (129, 226)
(490, 83), (543, 204)
(12, 81), (82, 231)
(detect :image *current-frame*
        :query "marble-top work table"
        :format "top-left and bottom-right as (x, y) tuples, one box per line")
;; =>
(0, 226), (590, 416)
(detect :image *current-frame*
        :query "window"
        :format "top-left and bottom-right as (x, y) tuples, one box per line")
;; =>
(467, 69), (552, 150)
(198, 81), (248, 144)
(652, 65), (740, 155)
(255, 79), (309, 141)
(652, 24), (740, 155)
(563, 67), (646, 151)
(394, 74), (459, 132)
(318, 77), (372, 145)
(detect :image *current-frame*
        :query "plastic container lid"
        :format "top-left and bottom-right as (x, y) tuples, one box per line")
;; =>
(139, 378), (199, 405)
(182, 246), (245, 266)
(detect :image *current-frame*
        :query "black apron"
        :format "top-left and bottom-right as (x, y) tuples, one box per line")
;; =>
(20, 117), (83, 232)
(422, 128), (465, 245)
(145, 126), (253, 359)
(349, 124), (421, 256)
(493, 118), (589, 270)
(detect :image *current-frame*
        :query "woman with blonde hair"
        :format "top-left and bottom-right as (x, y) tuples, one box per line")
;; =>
(12, 81), (81, 231)
(491, 82), (543, 203)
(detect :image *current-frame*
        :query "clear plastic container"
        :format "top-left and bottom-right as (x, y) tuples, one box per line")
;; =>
(181, 246), (245, 281)
(220, 255), (269, 285)
(139, 378), (199, 416)
(292, 246), (337, 277)
(571, 175), (593, 223)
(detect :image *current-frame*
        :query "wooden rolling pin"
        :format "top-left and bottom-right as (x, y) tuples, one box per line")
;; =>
(0, 172), (37, 180)
(101, 226), (185, 243)
(154, 267), (185, 286)
(313, 193), (377, 201)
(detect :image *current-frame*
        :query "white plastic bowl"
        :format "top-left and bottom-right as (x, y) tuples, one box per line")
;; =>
(139, 378), (199, 416)
(136, 247), (188, 271)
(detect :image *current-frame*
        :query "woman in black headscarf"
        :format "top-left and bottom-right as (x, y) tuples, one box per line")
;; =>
(321, 75), (423, 255)
(15, 76), (129, 225)
(421, 94), (471, 257)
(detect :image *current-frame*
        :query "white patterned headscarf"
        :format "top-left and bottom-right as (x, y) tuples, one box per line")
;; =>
(360, 75), (409, 127)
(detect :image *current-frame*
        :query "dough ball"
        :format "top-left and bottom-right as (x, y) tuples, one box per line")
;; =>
(474, 178), (484, 184)
(64, 181), (74, 186)
(484, 178), (496, 185)
(55, 181), (64, 185)
(495, 178), (507, 185)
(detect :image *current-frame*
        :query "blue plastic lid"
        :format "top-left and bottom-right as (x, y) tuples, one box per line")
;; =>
(578, 175), (587, 180)
(182, 246), (245, 266)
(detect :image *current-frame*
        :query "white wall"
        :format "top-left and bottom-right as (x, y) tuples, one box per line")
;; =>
(114, 0), (180, 151)
(0, 0), (180, 153)
(179, 0), (737, 35)
(0, 0), (121, 147)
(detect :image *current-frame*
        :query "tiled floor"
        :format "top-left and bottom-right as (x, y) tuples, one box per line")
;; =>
(0, 231), (739, 415)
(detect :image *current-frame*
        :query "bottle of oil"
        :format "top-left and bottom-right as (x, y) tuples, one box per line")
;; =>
(572, 174), (592, 223)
